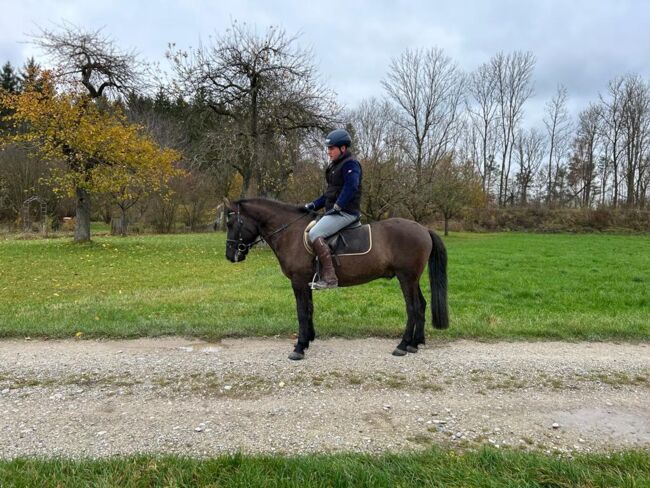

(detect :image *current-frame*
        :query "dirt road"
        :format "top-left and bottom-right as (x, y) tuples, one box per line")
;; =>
(1, 337), (648, 458)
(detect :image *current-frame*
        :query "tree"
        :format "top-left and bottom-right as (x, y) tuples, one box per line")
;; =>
(568, 104), (601, 207)
(598, 77), (625, 206)
(431, 157), (484, 236)
(466, 61), (499, 195)
(543, 84), (571, 205)
(1, 75), (182, 240)
(1, 62), (20, 93)
(382, 47), (465, 220)
(352, 98), (405, 220)
(514, 127), (546, 204)
(619, 75), (650, 207)
(168, 21), (337, 196)
(491, 51), (535, 206)
(31, 23), (142, 240)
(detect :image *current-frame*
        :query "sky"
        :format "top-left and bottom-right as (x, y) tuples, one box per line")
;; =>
(2, 0), (650, 127)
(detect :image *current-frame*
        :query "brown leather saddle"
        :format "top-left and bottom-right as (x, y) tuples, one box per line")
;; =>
(304, 220), (372, 259)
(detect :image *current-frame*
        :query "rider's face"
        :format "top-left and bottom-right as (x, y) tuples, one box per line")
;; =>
(326, 145), (344, 161)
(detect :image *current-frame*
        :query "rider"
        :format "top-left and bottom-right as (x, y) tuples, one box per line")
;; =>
(305, 128), (363, 289)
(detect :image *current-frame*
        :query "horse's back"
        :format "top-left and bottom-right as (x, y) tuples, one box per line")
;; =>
(369, 218), (432, 269)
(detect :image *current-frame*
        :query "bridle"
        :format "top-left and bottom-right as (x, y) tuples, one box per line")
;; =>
(226, 204), (311, 258)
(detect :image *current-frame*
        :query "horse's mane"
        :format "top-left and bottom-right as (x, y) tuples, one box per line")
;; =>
(235, 197), (309, 214)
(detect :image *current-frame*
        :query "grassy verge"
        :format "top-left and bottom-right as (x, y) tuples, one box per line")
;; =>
(1, 232), (648, 341)
(1, 447), (649, 487)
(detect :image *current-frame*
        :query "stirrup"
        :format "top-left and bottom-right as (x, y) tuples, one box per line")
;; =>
(310, 279), (338, 290)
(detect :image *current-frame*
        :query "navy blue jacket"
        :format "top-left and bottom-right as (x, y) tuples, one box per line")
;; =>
(310, 152), (362, 215)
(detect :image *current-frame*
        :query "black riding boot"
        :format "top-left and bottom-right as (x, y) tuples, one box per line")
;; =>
(311, 237), (338, 290)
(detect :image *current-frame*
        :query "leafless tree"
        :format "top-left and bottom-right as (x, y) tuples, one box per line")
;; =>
(598, 77), (625, 206)
(619, 75), (650, 207)
(491, 51), (535, 206)
(514, 127), (546, 204)
(568, 104), (601, 207)
(466, 61), (499, 194)
(168, 21), (338, 196)
(351, 98), (405, 220)
(382, 47), (465, 220)
(32, 22), (142, 98)
(543, 84), (571, 205)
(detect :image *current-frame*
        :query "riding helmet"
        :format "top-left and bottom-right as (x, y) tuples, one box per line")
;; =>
(325, 128), (352, 148)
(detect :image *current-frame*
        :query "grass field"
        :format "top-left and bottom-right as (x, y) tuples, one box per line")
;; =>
(1, 447), (649, 487)
(1, 231), (649, 340)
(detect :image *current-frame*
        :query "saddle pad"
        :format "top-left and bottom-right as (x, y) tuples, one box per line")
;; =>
(303, 221), (372, 257)
(326, 224), (372, 256)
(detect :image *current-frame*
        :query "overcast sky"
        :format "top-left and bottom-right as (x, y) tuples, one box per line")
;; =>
(2, 0), (649, 126)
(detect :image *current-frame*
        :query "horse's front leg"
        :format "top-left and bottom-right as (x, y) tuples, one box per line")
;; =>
(307, 287), (315, 342)
(288, 282), (312, 360)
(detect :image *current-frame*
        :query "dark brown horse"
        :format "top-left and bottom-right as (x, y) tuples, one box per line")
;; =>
(223, 197), (448, 360)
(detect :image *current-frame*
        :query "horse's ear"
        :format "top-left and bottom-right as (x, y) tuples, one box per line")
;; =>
(223, 197), (231, 209)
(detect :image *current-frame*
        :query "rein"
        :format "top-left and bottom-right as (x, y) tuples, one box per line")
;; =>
(227, 205), (312, 253)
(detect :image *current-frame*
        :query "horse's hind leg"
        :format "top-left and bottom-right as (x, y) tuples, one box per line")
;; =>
(393, 273), (421, 356)
(414, 286), (426, 347)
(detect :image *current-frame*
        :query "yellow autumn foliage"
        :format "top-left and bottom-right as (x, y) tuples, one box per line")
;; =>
(0, 73), (183, 201)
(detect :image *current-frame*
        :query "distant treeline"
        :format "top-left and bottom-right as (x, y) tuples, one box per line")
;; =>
(1, 22), (649, 238)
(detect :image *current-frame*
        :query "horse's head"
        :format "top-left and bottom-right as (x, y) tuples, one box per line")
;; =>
(224, 199), (260, 263)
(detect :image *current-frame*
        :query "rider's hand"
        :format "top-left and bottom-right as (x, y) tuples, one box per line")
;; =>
(304, 202), (315, 211)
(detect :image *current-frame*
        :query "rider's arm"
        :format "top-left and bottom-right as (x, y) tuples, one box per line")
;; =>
(309, 195), (326, 210)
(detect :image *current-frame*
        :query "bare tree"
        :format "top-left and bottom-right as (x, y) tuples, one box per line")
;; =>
(168, 21), (338, 196)
(351, 98), (405, 220)
(382, 47), (465, 220)
(543, 84), (571, 205)
(466, 61), (499, 195)
(491, 51), (535, 206)
(32, 22), (142, 98)
(31, 23), (143, 242)
(514, 127), (546, 204)
(598, 77), (625, 206)
(568, 104), (601, 207)
(619, 75), (650, 207)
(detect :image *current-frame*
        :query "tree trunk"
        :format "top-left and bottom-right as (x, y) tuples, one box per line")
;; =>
(119, 207), (128, 236)
(444, 215), (450, 236)
(74, 186), (91, 242)
(111, 212), (128, 236)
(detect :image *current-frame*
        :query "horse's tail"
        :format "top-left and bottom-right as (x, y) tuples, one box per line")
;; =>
(428, 230), (449, 329)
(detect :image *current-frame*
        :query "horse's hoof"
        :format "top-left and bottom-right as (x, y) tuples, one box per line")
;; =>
(288, 351), (305, 361)
(392, 348), (408, 357)
(406, 345), (418, 353)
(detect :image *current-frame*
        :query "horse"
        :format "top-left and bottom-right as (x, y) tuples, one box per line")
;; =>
(223, 197), (448, 360)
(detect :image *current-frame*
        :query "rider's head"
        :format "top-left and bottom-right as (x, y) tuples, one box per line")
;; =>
(325, 128), (352, 162)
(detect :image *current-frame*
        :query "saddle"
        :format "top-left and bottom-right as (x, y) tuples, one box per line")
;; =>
(304, 220), (372, 258)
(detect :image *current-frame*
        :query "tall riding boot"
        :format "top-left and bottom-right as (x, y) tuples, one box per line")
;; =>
(311, 237), (338, 290)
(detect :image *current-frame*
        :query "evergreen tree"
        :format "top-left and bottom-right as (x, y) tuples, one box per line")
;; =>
(19, 58), (43, 92)
(1, 62), (20, 93)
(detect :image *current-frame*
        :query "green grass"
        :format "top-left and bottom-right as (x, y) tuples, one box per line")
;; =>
(1, 447), (649, 487)
(0, 232), (648, 340)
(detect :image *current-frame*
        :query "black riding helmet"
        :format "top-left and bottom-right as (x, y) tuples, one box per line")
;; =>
(325, 128), (352, 148)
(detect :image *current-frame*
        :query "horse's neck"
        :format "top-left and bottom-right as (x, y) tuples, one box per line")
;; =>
(245, 201), (303, 237)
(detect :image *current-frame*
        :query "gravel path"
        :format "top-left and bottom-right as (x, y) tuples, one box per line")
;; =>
(1, 338), (649, 458)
